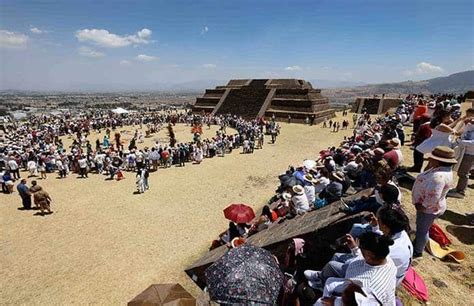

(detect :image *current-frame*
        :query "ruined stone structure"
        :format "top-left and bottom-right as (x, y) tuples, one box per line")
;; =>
(351, 97), (403, 114)
(192, 79), (335, 123)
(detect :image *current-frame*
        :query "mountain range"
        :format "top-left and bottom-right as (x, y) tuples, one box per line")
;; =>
(1, 71), (472, 98)
(322, 70), (474, 104)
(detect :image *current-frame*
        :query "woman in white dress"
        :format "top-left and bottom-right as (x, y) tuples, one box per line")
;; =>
(195, 146), (203, 164)
(27, 160), (38, 177)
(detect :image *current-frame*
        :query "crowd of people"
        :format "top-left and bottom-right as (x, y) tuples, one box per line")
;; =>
(1, 109), (279, 207)
(211, 93), (472, 305)
(2, 94), (472, 303)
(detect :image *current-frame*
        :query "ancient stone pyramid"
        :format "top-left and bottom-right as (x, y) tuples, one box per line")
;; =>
(192, 79), (335, 122)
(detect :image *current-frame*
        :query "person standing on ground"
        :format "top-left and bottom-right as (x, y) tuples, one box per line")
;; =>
(78, 155), (88, 178)
(408, 113), (432, 172)
(448, 108), (474, 199)
(8, 157), (20, 179)
(38, 160), (47, 179)
(17, 179), (32, 210)
(32, 185), (53, 216)
(412, 146), (456, 257)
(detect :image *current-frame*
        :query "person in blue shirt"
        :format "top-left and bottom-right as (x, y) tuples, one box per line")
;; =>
(16, 179), (32, 209)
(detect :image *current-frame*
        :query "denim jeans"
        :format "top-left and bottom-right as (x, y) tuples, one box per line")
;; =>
(347, 196), (381, 214)
(414, 211), (438, 254)
(320, 253), (355, 282)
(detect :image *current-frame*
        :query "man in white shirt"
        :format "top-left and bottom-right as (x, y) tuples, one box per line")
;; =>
(77, 156), (89, 178)
(291, 185), (310, 215)
(303, 174), (316, 205)
(7, 157), (20, 179)
(94, 153), (105, 174)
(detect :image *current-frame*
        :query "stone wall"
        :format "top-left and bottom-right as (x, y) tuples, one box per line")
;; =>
(351, 97), (403, 114)
(185, 189), (374, 288)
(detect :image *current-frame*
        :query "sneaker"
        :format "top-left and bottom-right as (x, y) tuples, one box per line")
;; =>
(304, 270), (323, 289)
(413, 252), (423, 258)
(447, 189), (465, 199)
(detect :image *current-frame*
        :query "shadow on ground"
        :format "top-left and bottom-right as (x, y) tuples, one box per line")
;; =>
(446, 225), (474, 245)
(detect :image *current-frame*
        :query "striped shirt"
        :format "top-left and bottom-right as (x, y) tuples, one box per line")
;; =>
(345, 257), (397, 305)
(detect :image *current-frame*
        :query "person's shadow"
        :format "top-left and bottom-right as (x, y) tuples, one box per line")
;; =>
(446, 225), (474, 245)
(439, 210), (470, 226)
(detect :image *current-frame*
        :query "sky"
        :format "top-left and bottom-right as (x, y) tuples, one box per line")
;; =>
(0, 0), (473, 91)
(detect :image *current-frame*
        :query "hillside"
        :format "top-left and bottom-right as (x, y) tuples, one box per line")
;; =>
(323, 70), (474, 104)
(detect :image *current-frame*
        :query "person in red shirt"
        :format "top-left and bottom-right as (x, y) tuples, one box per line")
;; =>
(408, 113), (432, 172)
(380, 139), (401, 171)
(160, 149), (170, 168)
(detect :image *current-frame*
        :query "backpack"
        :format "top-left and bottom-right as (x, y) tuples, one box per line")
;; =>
(429, 223), (452, 248)
(402, 266), (429, 302)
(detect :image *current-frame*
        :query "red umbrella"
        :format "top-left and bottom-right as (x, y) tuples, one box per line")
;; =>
(223, 203), (255, 223)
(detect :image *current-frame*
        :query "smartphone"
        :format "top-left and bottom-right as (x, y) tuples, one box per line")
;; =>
(335, 236), (347, 247)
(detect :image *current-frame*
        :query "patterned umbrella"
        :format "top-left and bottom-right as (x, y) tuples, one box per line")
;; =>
(205, 244), (283, 305)
(223, 203), (255, 223)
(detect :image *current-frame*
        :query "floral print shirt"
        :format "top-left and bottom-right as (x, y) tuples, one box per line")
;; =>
(412, 166), (453, 215)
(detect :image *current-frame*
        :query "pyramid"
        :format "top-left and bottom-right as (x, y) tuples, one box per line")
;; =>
(192, 79), (335, 123)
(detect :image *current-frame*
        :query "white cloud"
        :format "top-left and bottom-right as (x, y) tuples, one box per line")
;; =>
(284, 65), (302, 71)
(135, 54), (157, 61)
(0, 30), (28, 49)
(201, 25), (209, 35)
(202, 63), (216, 68)
(78, 46), (105, 58)
(30, 27), (45, 34)
(404, 62), (444, 76)
(120, 60), (132, 66)
(75, 28), (152, 48)
(137, 28), (151, 39)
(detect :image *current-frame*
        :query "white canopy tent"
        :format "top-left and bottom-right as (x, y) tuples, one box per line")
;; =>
(111, 107), (129, 114)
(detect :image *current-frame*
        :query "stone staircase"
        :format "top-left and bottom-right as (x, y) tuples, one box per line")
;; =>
(215, 79), (270, 119)
(191, 88), (227, 114)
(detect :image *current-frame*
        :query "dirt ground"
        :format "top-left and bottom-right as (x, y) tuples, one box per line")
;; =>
(1, 111), (472, 305)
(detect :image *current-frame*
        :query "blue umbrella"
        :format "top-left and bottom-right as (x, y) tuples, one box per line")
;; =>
(205, 244), (283, 305)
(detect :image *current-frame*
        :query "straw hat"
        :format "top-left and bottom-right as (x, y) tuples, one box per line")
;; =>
(304, 174), (319, 184)
(425, 146), (457, 164)
(331, 171), (344, 182)
(282, 192), (292, 201)
(230, 237), (246, 248)
(292, 185), (305, 195)
(373, 148), (385, 155)
(388, 138), (401, 149)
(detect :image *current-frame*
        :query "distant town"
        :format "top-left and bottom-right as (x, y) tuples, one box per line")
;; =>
(0, 92), (197, 119)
